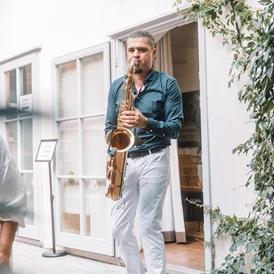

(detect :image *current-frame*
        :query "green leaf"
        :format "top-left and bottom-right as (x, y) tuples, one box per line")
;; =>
(266, 66), (273, 79)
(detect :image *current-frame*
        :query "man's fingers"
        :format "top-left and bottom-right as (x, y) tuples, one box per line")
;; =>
(121, 109), (137, 116)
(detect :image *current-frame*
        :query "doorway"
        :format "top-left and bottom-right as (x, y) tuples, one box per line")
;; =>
(112, 20), (206, 272)
(167, 23), (205, 271)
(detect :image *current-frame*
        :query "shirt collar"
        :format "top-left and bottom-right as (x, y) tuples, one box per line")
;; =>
(144, 68), (155, 83)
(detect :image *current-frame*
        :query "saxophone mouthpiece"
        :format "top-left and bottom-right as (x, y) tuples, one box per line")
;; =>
(127, 59), (136, 74)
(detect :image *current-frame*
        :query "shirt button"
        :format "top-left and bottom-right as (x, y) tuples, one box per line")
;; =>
(150, 130), (153, 132)
(163, 134), (165, 136)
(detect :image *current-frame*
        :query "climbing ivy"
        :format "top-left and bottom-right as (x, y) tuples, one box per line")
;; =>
(173, 0), (274, 273)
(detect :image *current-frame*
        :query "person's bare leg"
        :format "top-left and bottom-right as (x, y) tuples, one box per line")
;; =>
(0, 221), (18, 267)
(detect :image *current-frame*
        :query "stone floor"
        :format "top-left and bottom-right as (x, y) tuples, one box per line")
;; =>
(11, 241), (127, 274)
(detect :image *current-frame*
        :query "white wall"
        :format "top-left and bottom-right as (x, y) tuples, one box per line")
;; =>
(0, 0), (177, 60)
(204, 1), (262, 268)
(204, 29), (256, 268)
(105, 0), (177, 33)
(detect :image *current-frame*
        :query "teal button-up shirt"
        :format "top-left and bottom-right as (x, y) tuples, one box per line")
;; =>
(105, 69), (183, 153)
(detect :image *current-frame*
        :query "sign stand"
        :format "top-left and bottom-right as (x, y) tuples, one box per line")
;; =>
(35, 139), (67, 258)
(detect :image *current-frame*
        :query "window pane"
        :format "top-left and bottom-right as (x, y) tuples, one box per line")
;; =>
(6, 69), (17, 104)
(5, 69), (17, 120)
(58, 61), (77, 118)
(21, 119), (33, 170)
(84, 178), (108, 239)
(21, 64), (32, 95)
(83, 116), (106, 176)
(58, 120), (79, 175)
(61, 178), (80, 235)
(23, 173), (34, 226)
(6, 122), (18, 164)
(82, 53), (104, 114)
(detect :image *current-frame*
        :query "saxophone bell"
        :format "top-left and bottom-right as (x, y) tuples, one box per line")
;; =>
(106, 127), (134, 154)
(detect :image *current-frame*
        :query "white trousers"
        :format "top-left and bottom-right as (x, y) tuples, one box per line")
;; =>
(111, 147), (170, 274)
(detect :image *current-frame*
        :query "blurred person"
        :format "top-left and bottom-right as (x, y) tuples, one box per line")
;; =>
(0, 135), (27, 273)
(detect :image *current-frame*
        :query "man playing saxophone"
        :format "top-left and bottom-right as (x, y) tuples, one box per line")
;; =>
(105, 30), (183, 274)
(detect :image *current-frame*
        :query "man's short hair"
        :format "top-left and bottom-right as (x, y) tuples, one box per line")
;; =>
(127, 30), (156, 49)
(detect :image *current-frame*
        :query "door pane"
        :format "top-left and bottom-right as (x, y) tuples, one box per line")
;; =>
(58, 120), (79, 175)
(58, 61), (77, 118)
(21, 119), (33, 170)
(6, 122), (18, 164)
(61, 178), (80, 235)
(83, 117), (106, 176)
(23, 173), (34, 226)
(5, 69), (17, 120)
(82, 53), (104, 114)
(21, 64), (32, 95)
(84, 178), (108, 239)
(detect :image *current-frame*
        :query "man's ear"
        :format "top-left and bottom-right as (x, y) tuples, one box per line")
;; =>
(152, 48), (157, 58)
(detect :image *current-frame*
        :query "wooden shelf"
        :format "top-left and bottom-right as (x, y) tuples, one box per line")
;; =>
(181, 186), (202, 192)
(178, 155), (202, 190)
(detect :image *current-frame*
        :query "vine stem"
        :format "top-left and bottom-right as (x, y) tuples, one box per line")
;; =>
(229, 0), (242, 45)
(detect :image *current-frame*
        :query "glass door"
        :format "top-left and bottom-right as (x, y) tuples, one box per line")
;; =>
(53, 43), (114, 256)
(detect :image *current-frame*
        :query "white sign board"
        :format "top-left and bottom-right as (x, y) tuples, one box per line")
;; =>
(19, 94), (32, 116)
(35, 139), (58, 162)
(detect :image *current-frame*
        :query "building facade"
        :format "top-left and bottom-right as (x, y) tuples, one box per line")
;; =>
(0, 0), (257, 273)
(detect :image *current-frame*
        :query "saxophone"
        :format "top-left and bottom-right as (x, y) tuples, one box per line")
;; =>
(105, 59), (135, 201)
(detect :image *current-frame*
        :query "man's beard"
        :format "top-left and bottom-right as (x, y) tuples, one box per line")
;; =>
(134, 63), (143, 74)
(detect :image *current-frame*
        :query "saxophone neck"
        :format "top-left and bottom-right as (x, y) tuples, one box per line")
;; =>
(128, 59), (136, 69)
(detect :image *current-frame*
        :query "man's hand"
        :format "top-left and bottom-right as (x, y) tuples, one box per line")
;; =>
(119, 107), (148, 129)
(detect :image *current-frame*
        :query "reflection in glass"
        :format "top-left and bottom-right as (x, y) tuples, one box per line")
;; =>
(21, 64), (32, 95)
(84, 179), (108, 239)
(6, 122), (18, 164)
(83, 117), (106, 176)
(23, 173), (34, 226)
(21, 119), (33, 170)
(5, 69), (17, 120)
(60, 179), (80, 235)
(58, 120), (79, 175)
(82, 53), (104, 114)
(58, 61), (77, 118)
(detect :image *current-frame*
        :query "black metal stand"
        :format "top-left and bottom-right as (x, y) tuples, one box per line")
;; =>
(42, 162), (67, 258)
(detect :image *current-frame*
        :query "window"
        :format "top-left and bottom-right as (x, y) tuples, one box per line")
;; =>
(53, 43), (112, 251)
